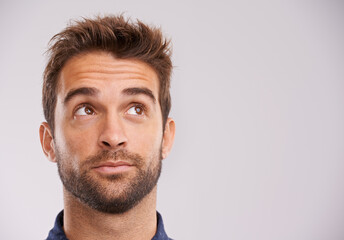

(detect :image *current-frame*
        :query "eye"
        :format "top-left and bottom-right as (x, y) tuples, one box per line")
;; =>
(127, 105), (145, 116)
(75, 105), (95, 116)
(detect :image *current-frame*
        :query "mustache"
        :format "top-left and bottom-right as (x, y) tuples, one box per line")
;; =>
(83, 149), (144, 167)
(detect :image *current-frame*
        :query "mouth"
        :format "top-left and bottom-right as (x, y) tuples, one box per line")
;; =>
(93, 161), (134, 174)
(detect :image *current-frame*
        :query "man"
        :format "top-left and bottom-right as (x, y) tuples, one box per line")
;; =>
(39, 15), (175, 240)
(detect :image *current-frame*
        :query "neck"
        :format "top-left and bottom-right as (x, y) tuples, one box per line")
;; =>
(62, 187), (158, 240)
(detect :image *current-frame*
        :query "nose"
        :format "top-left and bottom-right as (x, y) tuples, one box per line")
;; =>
(98, 114), (128, 150)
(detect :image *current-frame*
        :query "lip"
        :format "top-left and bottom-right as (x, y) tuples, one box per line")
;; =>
(93, 161), (134, 174)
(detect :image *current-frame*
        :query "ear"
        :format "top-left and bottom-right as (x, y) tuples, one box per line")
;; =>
(39, 122), (57, 163)
(161, 118), (176, 159)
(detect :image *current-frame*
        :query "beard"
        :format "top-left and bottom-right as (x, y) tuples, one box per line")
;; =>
(56, 148), (162, 214)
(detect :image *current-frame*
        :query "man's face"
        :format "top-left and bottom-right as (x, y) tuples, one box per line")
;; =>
(42, 51), (174, 213)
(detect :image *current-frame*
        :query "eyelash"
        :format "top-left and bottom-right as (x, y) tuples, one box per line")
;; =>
(74, 103), (95, 115)
(73, 103), (148, 116)
(128, 103), (147, 115)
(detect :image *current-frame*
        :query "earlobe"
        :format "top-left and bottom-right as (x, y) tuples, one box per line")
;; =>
(161, 118), (176, 159)
(39, 122), (56, 163)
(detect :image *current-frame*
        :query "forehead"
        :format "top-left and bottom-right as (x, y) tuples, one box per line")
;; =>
(58, 51), (159, 95)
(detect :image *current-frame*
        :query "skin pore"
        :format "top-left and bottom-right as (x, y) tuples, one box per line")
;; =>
(39, 51), (175, 240)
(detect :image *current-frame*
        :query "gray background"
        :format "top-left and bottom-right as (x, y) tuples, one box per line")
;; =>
(1, 0), (343, 239)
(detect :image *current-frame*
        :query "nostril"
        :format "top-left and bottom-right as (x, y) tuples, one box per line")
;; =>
(102, 141), (111, 147)
(118, 142), (125, 146)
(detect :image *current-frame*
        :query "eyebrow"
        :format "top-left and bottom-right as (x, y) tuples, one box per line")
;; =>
(63, 87), (100, 105)
(63, 86), (156, 105)
(122, 87), (156, 104)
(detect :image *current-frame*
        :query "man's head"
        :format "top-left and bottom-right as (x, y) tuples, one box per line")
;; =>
(39, 16), (175, 214)
(42, 15), (172, 135)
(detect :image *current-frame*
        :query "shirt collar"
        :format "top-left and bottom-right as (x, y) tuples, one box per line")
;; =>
(47, 210), (171, 240)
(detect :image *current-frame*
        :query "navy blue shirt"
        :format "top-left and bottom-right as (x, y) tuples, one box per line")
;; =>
(47, 210), (172, 240)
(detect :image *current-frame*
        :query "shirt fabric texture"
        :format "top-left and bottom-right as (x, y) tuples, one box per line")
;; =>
(46, 210), (172, 240)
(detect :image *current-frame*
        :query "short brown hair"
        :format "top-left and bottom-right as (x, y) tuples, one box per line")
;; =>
(43, 15), (172, 134)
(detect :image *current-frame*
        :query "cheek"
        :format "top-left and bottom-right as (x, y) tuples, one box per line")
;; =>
(54, 96), (99, 159)
(55, 123), (98, 163)
(128, 121), (163, 155)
